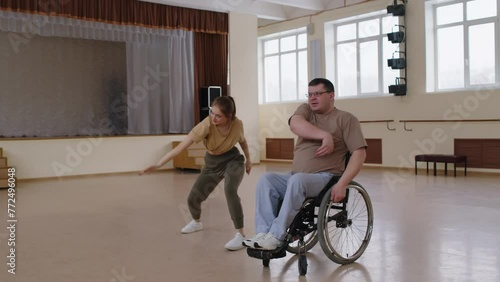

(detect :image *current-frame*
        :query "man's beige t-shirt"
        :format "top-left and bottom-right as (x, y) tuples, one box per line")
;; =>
(188, 117), (245, 154)
(291, 104), (367, 174)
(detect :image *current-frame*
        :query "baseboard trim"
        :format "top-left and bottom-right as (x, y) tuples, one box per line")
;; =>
(261, 159), (293, 163)
(17, 168), (176, 183)
(15, 163), (500, 183)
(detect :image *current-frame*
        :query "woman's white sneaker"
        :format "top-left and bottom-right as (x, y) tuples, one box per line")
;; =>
(181, 220), (203, 234)
(225, 232), (245, 251)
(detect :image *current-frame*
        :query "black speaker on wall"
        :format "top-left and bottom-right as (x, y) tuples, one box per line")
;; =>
(387, 58), (406, 69)
(387, 31), (405, 43)
(200, 86), (222, 120)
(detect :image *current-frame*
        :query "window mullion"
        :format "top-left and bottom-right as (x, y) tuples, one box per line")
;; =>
(496, 18), (500, 84)
(295, 51), (299, 100)
(433, 4), (439, 91)
(262, 42), (267, 103)
(278, 45), (282, 102)
(296, 35), (299, 100)
(379, 18), (384, 94)
(379, 36), (384, 94)
(356, 22), (360, 95)
(334, 30), (338, 98)
(279, 54), (282, 101)
(464, 23), (471, 88)
(464, 4), (470, 88)
(357, 41), (361, 95)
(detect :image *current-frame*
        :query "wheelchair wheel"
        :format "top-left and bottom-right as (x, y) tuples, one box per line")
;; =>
(295, 239), (307, 275)
(286, 230), (318, 254)
(317, 182), (373, 264)
(298, 253), (307, 275)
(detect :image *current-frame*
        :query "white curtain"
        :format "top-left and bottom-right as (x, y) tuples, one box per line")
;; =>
(0, 10), (194, 136)
(126, 32), (194, 134)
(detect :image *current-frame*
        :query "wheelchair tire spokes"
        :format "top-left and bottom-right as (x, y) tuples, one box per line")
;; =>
(327, 210), (348, 228)
(318, 183), (374, 265)
(327, 209), (346, 221)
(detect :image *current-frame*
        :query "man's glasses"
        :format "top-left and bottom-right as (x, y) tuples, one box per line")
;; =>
(305, 91), (331, 98)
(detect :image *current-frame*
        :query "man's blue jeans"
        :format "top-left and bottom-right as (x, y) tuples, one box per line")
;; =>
(255, 172), (334, 240)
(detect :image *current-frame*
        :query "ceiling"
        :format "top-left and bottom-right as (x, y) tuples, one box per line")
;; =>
(140, 0), (372, 27)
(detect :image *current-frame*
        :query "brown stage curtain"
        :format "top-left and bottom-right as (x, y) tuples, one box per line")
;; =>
(0, 0), (228, 34)
(193, 32), (228, 124)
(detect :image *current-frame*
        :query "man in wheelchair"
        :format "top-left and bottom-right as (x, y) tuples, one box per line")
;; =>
(243, 78), (367, 251)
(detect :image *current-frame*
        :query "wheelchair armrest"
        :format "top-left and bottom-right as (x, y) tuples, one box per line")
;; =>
(313, 175), (359, 206)
(313, 175), (341, 206)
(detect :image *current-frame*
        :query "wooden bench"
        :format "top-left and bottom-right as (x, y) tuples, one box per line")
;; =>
(415, 154), (467, 177)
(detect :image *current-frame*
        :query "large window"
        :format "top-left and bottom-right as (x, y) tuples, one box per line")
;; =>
(426, 0), (498, 91)
(326, 12), (400, 98)
(259, 29), (308, 103)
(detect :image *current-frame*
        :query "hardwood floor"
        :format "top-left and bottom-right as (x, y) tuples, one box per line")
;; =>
(1, 164), (499, 282)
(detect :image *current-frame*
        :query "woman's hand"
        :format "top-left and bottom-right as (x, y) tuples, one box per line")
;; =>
(139, 165), (159, 175)
(139, 136), (194, 176)
(245, 160), (252, 174)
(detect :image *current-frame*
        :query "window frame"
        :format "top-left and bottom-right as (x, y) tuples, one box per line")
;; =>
(327, 11), (399, 99)
(259, 29), (308, 104)
(427, 0), (500, 92)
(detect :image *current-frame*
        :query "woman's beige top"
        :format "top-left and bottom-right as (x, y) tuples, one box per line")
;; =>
(188, 117), (245, 155)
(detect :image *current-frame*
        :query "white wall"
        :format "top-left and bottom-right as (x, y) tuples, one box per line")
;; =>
(257, 0), (500, 172)
(0, 136), (186, 179)
(229, 12), (260, 164)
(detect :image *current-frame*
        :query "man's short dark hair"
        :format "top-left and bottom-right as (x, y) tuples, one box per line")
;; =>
(309, 78), (335, 93)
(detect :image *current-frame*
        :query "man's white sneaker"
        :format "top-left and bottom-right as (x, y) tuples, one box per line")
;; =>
(242, 233), (267, 248)
(254, 233), (282, 250)
(225, 232), (245, 251)
(181, 220), (203, 234)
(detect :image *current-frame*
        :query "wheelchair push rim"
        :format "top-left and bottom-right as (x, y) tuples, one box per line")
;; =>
(317, 183), (374, 264)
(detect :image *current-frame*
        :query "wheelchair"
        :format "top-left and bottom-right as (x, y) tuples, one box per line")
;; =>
(246, 175), (374, 276)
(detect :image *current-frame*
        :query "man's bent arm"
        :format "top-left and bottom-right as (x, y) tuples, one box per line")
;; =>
(330, 147), (366, 202)
(338, 147), (366, 187)
(289, 115), (330, 140)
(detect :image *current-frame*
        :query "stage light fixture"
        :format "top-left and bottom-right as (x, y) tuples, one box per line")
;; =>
(389, 77), (406, 96)
(387, 4), (405, 16)
(388, 58), (406, 69)
(387, 31), (405, 43)
(389, 84), (407, 96)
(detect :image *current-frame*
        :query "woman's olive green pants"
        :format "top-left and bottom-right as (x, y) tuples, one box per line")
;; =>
(187, 147), (245, 229)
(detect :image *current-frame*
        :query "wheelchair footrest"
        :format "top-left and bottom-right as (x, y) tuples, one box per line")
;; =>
(246, 247), (287, 260)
